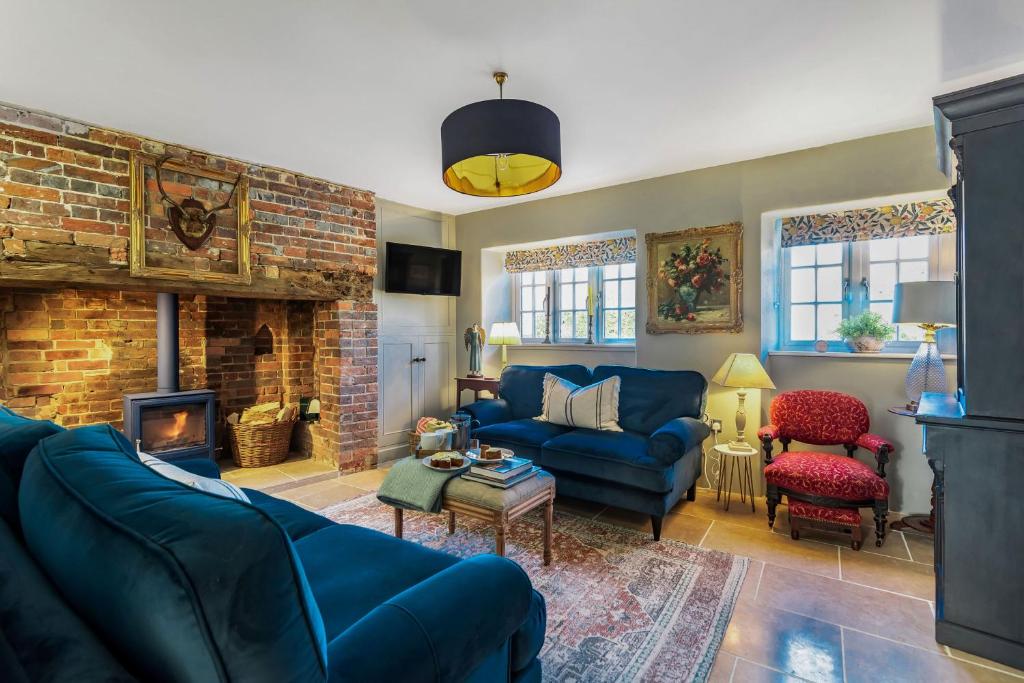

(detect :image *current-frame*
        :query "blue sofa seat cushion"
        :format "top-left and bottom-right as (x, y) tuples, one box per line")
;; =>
(18, 425), (328, 683)
(294, 523), (460, 639)
(245, 489), (335, 541)
(473, 418), (573, 463)
(542, 429), (676, 493)
(499, 365), (593, 420)
(593, 366), (707, 435)
(0, 406), (63, 529)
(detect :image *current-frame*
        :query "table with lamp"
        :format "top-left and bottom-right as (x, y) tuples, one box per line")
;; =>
(888, 280), (956, 534)
(454, 322), (521, 410)
(710, 353), (776, 512)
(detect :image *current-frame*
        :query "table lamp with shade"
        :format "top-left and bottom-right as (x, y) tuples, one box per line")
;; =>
(892, 281), (956, 411)
(488, 322), (522, 371)
(711, 353), (776, 452)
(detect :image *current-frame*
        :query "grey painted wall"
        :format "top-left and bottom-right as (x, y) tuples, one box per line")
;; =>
(454, 126), (951, 514)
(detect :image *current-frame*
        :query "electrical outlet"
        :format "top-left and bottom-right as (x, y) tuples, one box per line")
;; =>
(710, 418), (723, 433)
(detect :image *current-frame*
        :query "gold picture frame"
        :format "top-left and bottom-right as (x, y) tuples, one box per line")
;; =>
(129, 152), (251, 285)
(645, 222), (743, 334)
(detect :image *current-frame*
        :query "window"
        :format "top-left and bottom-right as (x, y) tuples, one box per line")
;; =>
(514, 263), (636, 344)
(558, 267), (590, 341)
(602, 263), (637, 340)
(780, 234), (954, 351)
(518, 270), (550, 342)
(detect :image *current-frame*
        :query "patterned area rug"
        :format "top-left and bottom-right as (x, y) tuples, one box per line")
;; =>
(322, 495), (747, 683)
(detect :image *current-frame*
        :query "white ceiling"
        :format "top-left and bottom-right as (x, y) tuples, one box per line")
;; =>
(5, 1), (1024, 215)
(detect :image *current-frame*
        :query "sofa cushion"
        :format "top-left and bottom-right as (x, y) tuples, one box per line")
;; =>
(244, 489), (335, 541)
(0, 406), (63, 529)
(18, 424), (328, 683)
(139, 452), (249, 502)
(473, 418), (572, 463)
(539, 373), (622, 431)
(765, 452), (890, 501)
(0, 519), (135, 682)
(542, 429), (675, 493)
(499, 364), (593, 420)
(294, 523), (459, 640)
(592, 366), (707, 435)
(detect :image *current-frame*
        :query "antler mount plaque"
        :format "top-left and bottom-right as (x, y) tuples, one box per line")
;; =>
(129, 152), (251, 285)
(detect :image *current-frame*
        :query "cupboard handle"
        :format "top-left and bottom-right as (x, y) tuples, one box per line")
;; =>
(412, 357), (426, 363)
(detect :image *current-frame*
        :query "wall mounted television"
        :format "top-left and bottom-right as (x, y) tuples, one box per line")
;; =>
(384, 242), (462, 296)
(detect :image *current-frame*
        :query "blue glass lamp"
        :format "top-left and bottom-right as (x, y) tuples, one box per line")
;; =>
(892, 281), (956, 411)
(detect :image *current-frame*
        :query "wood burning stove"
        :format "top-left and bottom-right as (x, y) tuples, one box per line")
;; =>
(123, 292), (216, 461)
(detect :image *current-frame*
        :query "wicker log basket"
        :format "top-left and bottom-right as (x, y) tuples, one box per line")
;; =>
(229, 419), (297, 468)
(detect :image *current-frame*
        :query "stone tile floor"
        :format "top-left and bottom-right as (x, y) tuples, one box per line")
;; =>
(224, 457), (1024, 682)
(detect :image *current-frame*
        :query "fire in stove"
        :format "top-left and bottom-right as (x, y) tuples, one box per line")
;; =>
(140, 404), (208, 454)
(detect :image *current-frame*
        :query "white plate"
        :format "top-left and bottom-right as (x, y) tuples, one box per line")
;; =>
(465, 448), (515, 464)
(421, 453), (470, 471)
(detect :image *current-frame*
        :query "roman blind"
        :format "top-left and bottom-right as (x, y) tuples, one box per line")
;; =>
(504, 236), (636, 273)
(780, 198), (956, 248)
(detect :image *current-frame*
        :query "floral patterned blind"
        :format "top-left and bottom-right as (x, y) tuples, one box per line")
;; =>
(780, 198), (956, 248)
(504, 236), (636, 273)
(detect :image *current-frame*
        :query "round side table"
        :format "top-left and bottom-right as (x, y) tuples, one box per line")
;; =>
(714, 443), (757, 512)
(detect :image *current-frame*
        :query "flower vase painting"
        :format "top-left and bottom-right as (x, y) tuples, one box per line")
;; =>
(645, 222), (743, 334)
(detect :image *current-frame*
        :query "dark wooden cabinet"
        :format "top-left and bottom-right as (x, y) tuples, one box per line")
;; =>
(920, 74), (1024, 670)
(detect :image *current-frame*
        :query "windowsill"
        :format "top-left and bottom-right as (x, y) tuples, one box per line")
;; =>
(513, 343), (637, 351)
(769, 350), (956, 360)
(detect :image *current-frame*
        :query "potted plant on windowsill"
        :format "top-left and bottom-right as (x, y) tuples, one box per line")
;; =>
(837, 311), (895, 353)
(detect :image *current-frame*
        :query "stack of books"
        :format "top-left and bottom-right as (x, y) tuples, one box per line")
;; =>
(461, 456), (539, 489)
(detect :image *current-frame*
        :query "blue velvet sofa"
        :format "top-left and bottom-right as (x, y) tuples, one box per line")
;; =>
(0, 406), (545, 682)
(462, 365), (710, 540)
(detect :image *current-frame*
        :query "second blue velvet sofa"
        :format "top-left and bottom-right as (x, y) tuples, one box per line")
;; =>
(461, 365), (711, 540)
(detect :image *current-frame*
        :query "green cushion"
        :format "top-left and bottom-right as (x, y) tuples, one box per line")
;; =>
(18, 425), (328, 683)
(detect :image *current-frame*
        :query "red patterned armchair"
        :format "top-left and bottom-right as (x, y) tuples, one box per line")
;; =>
(758, 390), (894, 549)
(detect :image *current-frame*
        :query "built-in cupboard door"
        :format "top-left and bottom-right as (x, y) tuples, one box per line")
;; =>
(378, 335), (419, 454)
(421, 335), (454, 420)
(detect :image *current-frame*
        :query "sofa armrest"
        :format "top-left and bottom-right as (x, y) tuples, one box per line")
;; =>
(326, 555), (533, 683)
(174, 458), (221, 480)
(460, 398), (513, 428)
(648, 417), (711, 465)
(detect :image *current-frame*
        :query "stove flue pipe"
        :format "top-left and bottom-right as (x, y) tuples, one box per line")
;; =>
(156, 292), (180, 393)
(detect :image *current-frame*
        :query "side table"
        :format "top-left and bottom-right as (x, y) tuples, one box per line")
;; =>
(714, 443), (757, 512)
(887, 405), (935, 535)
(455, 376), (500, 410)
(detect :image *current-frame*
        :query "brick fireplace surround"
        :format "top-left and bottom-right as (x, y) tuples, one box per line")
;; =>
(0, 104), (378, 471)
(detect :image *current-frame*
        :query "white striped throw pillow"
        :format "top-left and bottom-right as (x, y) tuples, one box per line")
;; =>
(139, 453), (250, 502)
(537, 372), (623, 431)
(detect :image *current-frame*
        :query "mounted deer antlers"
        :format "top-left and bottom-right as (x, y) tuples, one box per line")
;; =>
(154, 155), (242, 250)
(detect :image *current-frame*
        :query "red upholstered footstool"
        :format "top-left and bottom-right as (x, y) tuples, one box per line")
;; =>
(788, 500), (864, 550)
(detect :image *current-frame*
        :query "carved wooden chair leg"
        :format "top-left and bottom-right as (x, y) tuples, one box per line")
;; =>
(766, 486), (780, 529)
(873, 500), (888, 547)
(789, 512), (801, 541)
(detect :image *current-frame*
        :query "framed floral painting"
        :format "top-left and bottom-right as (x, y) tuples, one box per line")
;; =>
(645, 222), (743, 334)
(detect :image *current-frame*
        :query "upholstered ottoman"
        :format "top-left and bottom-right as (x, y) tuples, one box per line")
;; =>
(394, 470), (557, 565)
(788, 500), (864, 550)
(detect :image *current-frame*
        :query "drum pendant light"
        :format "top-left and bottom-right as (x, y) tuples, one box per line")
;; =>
(441, 72), (561, 197)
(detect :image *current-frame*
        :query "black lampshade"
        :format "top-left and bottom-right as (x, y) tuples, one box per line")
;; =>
(441, 97), (561, 197)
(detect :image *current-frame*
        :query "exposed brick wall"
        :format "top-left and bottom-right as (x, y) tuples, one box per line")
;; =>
(0, 103), (382, 470)
(0, 103), (376, 300)
(313, 301), (378, 470)
(0, 288), (361, 466)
